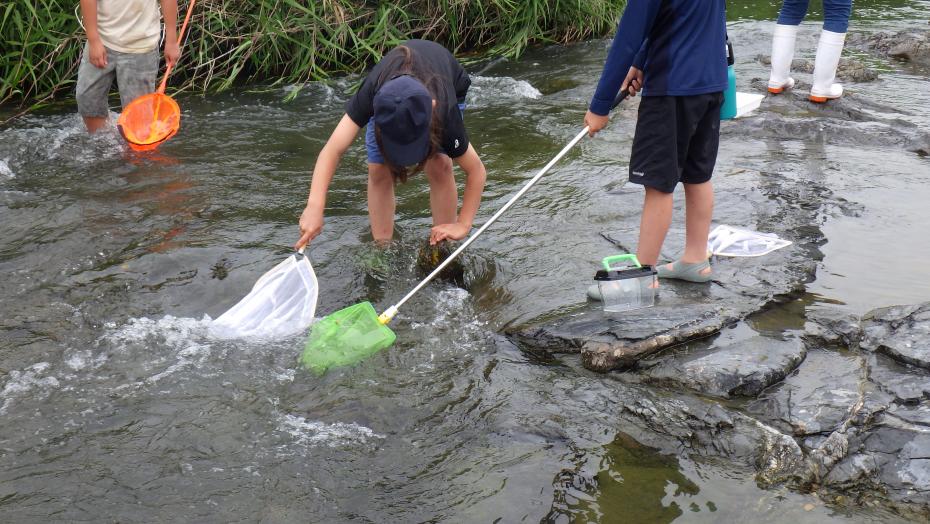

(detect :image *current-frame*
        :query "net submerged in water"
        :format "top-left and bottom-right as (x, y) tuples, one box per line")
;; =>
(117, 93), (181, 151)
(212, 252), (318, 339)
(300, 301), (396, 375)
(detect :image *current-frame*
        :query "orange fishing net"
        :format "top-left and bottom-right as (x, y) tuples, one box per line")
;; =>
(117, 0), (196, 151)
(117, 93), (181, 151)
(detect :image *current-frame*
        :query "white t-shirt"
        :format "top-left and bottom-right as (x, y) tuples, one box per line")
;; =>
(96, 0), (162, 54)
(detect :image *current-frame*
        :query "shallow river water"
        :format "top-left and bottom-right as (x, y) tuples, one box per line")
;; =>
(2, 1), (929, 522)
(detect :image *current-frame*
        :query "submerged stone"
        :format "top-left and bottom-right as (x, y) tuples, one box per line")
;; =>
(612, 389), (808, 487)
(742, 79), (930, 156)
(416, 239), (467, 286)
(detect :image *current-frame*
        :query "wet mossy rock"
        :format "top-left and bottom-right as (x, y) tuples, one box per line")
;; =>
(416, 239), (466, 286)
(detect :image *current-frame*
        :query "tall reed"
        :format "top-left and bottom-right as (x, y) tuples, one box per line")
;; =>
(1, 0), (625, 112)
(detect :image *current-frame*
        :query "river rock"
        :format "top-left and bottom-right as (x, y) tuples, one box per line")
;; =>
(747, 349), (864, 435)
(640, 333), (807, 399)
(741, 79), (930, 156)
(848, 29), (930, 65)
(614, 390), (807, 487)
(803, 307), (861, 347)
(756, 55), (879, 82)
(825, 402), (930, 509)
(867, 353), (930, 403)
(416, 239), (467, 286)
(859, 302), (930, 369)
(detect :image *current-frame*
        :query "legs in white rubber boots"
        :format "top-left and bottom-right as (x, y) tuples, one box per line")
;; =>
(769, 0), (850, 101)
(768, 24), (798, 94)
(810, 30), (846, 103)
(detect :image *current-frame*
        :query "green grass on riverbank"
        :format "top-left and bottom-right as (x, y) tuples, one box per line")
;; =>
(1, 0), (625, 112)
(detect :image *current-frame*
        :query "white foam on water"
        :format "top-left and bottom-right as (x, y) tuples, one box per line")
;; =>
(282, 82), (337, 104)
(0, 113), (124, 167)
(97, 314), (311, 393)
(102, 315), (213, 351)
(404, 287), (489, 372)
(0, 158), (14, 180)
(64, 350), (107, 372)
(413, 287), (486, 331)
(467, 76), (542, 107)
(0, 362), (61, 414)
(99, 315), (217, 389)
(277, 413), (385, 450)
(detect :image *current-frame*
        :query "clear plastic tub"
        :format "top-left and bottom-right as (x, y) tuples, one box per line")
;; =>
(594, 254), (657, 313)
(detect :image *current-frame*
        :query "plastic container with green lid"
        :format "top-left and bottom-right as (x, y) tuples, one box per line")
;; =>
(594, 254), (657, 313)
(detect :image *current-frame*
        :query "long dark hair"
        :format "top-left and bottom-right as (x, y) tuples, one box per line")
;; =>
(373, 45), (444, 184)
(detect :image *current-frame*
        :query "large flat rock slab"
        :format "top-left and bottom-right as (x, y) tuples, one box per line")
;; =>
(742, 79), (930, 156)
(641, 333), (807, 399)
(507, 167), (820, 372)
(748, 349), (864, 435)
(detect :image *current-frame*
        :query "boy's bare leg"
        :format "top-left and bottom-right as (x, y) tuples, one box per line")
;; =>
(367, 163), (396, 243)
(82, 116), (108, 133)
(636, 186), (674, 266)
(425, 154), (457, 226)
(682, 181), (714, 271)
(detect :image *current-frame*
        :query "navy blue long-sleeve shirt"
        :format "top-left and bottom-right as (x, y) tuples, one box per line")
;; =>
(589, 0), (728, 115)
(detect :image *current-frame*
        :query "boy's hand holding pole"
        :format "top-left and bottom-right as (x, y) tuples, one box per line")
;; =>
(585, 66), (643, 137)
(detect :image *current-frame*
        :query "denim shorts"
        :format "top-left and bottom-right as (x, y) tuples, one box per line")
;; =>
(365, 103), (466, 164)
(76, 42), (158, 117)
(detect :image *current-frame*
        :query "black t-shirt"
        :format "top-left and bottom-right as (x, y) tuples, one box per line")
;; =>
(345, 40), (471, 159)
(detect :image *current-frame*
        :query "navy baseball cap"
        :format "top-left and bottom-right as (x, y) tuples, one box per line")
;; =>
(373, 76), (432, 166)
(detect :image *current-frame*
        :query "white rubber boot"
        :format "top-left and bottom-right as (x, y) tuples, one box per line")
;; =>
(767, 24), (798, 94)
(810, 30), (846, 103)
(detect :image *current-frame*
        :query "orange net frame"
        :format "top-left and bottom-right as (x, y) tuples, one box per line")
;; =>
(116, 0), (196, 152)
(117, 93), (181, 151)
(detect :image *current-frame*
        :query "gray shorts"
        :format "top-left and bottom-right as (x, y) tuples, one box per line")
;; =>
(76, 42), (158, 118)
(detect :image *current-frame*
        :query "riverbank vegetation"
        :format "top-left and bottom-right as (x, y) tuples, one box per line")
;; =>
(0, 0), (625, 111)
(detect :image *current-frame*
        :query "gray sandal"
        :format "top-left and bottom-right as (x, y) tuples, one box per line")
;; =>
(656, 259), (712, 283)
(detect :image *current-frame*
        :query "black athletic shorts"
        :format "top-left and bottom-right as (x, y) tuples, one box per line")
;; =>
(628, 92), (724, 194)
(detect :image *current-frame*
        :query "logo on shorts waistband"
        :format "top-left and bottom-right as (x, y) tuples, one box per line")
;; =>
(632, 171), (645, 177)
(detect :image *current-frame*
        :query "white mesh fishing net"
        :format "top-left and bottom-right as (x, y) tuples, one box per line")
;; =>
(211, 251), (318, 339)
(708, 225), (793, 257)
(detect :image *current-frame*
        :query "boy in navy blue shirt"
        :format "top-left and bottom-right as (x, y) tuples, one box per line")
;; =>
(585, 0), (728, 286)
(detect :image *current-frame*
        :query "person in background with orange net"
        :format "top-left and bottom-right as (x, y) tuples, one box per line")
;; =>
(76, 0), (179, 133)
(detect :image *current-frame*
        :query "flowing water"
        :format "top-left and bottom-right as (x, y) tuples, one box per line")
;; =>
(2, 1), (929, 522)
